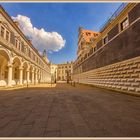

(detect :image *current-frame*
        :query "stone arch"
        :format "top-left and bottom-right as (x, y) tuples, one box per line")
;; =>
(22, 61), (29, 69)
(13, 56), (22, 66)
(0, 48), (12, 64)
(12, 56), (22, 85)
(0, 48), (12, 86)
(22, 61), (29, 84)
(29, 64), (34, 82)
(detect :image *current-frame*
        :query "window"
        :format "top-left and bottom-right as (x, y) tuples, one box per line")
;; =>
(103, 36), (108, 45)
(6, 31), (9, 41)
(90, 37), (94, 42)
(15, 40), (18, 48)
(120, 18), (129, 31)
(29, 49), (30, 57)
(21, 42), (24, 52)
(1, 26), (5, 38)
(94, 47), (97, 52)
(94, 34), (98, 37)
(19, 42), (21, 50)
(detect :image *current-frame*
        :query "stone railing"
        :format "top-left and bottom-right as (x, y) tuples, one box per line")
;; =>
(73, 56), (140, 95)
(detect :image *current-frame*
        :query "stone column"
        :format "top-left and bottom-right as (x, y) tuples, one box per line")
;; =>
(7, 65), (13, 86)
(35, 71), (37, 84)
(26, 70), (30, 84)
(31, 70), (34, 84)
(38, 72), (41, 83)
(19, 67), (23, 85)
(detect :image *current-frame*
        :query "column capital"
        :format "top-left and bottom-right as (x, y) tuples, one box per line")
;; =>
(32, 70), (35, 73)
(7, 64), (13, 67)
(19, 66), (23, 70)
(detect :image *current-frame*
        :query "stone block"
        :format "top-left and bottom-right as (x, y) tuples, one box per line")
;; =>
(128, 78), (135, 82)
(121, 86), (128, 90)
(119, 75), (124, 78)
(124, 82), (131, 86)
(128, 87), (135, 91)
(134, 59), (140, 64)
(136, 88), (140, 92)
(124, 74), (131, 78)
(127, 61), (133, 66)
(135, 78), (140, 82)
(131, 74), (139, 78)
(127, 70), (134, 73)
(116, 86), (121, 89)
(119, 82), (124, 86)
(118, 67), (123, 71)
(130, 64), (138, 69)
(121, 79), (127, 82)
(134, 69), (140, 73)
(108, 85), (112, 88)
(123, 66), (130, 70)
(122, 71), (127, 74)
(131, 82), (140, 87)
(120, 63), (126, 67)
(116, 79), (121, 82)
(114, 82), (119, 85)
(111, 85), (115, 88)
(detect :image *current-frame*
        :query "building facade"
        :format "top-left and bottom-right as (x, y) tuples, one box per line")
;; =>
(0, 6), (51, 87)
(50, 62), (73, 83)
(50, 63), (58, 83)
(73, 3), (140, 95)
(77, 27), (100, 61)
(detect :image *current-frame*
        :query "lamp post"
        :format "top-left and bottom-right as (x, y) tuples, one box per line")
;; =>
(54, 70), (56, 83)
(66, 69), (70, 84)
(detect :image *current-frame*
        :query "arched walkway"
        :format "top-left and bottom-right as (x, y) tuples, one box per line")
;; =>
(23, 61), (29, 84)
(0, 48), (12, 86)
(29, 65), (35, 84)
(12, 57), (22, 85)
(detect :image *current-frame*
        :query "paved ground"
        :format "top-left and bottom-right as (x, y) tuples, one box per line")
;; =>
(0, 83), (140, 137)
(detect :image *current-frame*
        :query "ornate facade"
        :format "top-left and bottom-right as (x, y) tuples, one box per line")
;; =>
(77, 27), (100, 62)
(0, 6), (51, 87)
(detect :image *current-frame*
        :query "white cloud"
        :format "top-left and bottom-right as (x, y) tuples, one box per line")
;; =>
(12, 15), (66, 52)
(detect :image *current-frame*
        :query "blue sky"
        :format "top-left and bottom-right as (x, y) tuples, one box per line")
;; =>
(1, 2), (123, 64)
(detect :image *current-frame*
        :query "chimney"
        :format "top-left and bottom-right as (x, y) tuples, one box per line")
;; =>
(28, 39), (32, 44)
(14, 21), (19, 27)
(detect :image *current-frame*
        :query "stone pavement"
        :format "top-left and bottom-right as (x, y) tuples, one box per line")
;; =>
(0, 83), (140, 137)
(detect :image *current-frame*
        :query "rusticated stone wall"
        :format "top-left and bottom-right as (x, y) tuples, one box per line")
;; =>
(74, 18), (140, 73)
(73, 56), (140, 95)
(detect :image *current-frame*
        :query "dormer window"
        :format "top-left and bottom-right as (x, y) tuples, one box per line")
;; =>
(120, 18), (129, 31)
(103, 36), (108, 45)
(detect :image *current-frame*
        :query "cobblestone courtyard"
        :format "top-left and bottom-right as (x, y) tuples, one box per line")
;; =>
(0, 84), (140, 137)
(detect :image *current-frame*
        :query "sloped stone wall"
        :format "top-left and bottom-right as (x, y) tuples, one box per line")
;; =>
(73, 56), (140, 95)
